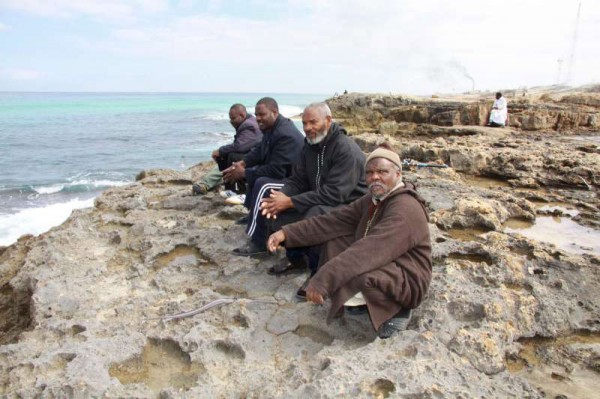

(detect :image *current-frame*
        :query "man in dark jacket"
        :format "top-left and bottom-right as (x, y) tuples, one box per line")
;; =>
(259, 102), (367, 291)
(267, 144), (432, 339)
(192, 103), (262, 194)
(225, 97), (304, 255)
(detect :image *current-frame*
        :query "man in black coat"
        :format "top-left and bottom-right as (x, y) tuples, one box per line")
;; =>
(257, 102), (367, 296)
(192, 103), (262, 194)
(224, 97), (304, 255)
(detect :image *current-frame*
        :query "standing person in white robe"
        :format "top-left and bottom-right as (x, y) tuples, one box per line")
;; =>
(488, 92), (508, 127)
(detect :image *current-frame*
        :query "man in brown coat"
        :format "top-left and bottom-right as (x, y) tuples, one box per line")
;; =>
(267, 144), (432, 338)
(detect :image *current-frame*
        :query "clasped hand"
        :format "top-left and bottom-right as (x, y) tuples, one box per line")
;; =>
(260, 190), (293, 219)
(222, 161), (245, 183)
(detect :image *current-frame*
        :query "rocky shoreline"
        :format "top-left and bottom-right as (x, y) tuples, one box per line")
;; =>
(1, 86), (599, 398)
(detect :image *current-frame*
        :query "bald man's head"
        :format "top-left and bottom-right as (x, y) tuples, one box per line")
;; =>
(229, 103), (247, 129)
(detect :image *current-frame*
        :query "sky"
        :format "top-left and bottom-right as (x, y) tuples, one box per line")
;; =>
(0, 0), (598, 94)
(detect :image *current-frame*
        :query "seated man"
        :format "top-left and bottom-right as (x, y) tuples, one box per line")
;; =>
(192, 104), (262, 195)
(258, 102), (367, 284)
(487, 92), (508, 127)
(224, 97), (304, 255)
(267, 144), (432, 339)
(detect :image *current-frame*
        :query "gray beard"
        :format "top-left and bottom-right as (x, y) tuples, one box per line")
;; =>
(306, 130), (327, 145)
(368, 182), (388, 200)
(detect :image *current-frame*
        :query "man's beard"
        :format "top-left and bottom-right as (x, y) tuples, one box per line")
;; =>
(306, 126), (328, 145)
(368, 182), (389, 200)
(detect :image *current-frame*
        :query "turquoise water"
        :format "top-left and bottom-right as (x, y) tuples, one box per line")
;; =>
(0, 92), (325, 245)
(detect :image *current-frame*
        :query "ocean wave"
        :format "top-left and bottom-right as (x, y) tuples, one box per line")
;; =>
(245, 105), (304, 118)
(199, 112), (229, 121)
(0, 197), (95, 246)
(278, 105), (304, 118)
(197, 104), (304, 121)
(32, 179), (130, 195)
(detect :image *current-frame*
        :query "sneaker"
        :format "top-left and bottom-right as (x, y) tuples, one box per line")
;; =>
(192, 183), (208, 196)
(225, 194), (246, 205)
(378, 309), (412, 339)
(220, 190), (237, 198)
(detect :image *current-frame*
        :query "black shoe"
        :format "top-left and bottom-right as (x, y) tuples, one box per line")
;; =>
(378, 309), (412, 339)
(296, 275), (312, 300)
(268, 256), (307, 276)
(232, 241), (267, 257)
(235, 215), (249, 225)
(345, 304), (368, 315)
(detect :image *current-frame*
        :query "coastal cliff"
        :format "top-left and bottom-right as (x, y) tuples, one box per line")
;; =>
(329, 85), (600, 133)
(1, 87), (599, 398)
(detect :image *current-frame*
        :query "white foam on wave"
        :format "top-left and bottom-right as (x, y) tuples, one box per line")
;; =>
(0, 197), (95, 246)
(200, 105), (304, 121)
(34, 184), (65, 194)
(278, 105), (304, 118)
(68, 179), (130, 188)
(33, 179), (129, 195)
(199, 112), (229, 121)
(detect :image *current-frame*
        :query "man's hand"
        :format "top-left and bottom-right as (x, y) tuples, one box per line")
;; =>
(211, 149), (220, 160)
(267, 230), (286, 253)
(306, 285), (325, 304)
(260, 190), (293, 219)
(222, 161), (246, 183)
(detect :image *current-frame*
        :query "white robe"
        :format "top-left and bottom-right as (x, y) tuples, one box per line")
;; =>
(489, 96), (508, 125)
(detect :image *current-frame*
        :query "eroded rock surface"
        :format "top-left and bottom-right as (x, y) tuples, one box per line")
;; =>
(329, 85), (600, 133)
(1, 88), (599, 398)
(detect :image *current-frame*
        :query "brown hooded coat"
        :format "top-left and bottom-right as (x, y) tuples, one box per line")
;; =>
(282, 182), (432, 330)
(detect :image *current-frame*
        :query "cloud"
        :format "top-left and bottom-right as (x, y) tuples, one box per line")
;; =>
(1, 0), (599, 92)
(0, 22), (11, 30)
(0, 0), (168, 22)
(1, 68), (43, 80)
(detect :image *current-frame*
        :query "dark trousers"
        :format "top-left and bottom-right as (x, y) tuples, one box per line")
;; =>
(216, 152), (245, 192)
(271, 204), (334, 274)
(245, 176), (285, 248)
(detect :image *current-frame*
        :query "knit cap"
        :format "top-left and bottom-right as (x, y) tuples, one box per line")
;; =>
(365, 145), (402, 170)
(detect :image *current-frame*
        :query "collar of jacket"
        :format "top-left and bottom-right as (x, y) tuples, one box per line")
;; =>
(236, 115), (253, 132)
(264, 114), (283, 134)
(374, 181), (430, 222)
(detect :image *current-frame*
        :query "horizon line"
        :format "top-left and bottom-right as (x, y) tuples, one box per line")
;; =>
(0, 90), (331, 95)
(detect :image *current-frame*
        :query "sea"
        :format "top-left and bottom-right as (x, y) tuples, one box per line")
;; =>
(0, 92), (326, 246)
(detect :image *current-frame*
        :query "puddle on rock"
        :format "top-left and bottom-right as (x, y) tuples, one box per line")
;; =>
(445, 227), (489, 242)
(447, 253), (493, 265)
(366, 378), (396, 398)
(0, 284), (33, 345)
(562, 135), (600, 145)
(504, 216), (600, 255)
(109, 338), (204, 397)
(155, 246), (203, 269)
(294, 325), (334, 345)
(506, 332), (600, 399)
(460, 174), (511, 190)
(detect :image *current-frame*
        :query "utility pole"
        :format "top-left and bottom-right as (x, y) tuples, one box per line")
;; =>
(556, 58), (563, 85)
(566, 1), (582, 84)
